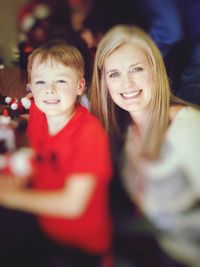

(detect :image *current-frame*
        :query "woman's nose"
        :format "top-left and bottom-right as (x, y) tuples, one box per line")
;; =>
(122, 74), (135, 87)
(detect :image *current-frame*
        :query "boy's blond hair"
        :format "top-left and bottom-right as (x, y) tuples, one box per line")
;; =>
(27, 41), (85, 82)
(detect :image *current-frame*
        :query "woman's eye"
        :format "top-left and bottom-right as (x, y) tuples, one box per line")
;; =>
(109, 72), (120, 78)
(131, 67), (143, 73)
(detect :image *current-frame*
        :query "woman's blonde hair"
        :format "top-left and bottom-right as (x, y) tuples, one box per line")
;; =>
(27, 41), (85, 82)
(90, 24), (177, 159)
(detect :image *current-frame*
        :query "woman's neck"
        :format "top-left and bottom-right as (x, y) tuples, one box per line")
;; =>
(129, 109), (149, 138)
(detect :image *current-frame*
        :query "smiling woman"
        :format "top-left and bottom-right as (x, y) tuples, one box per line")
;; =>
(104, 42), (153, 115)
(90, 24), (200, 267)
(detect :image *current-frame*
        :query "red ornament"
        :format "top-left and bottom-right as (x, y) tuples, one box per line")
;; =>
(4, 95), (33, 113)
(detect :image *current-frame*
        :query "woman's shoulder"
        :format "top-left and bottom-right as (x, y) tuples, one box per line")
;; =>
(170, 104), (200, 122)
(168, 104), (200, 142)
(170, 104), (184, 121)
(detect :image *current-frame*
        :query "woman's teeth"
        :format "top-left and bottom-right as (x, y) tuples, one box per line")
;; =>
(122, 90), (141, 98)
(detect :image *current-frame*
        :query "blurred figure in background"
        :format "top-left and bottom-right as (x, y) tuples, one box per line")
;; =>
(67, 0), (94, 32)
(80, 7), (111, 59)
(81, 0), (183, 58)
(90, 24), (200, 267)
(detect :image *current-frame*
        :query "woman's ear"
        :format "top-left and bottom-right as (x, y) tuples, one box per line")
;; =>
(77, 78), (86, 96)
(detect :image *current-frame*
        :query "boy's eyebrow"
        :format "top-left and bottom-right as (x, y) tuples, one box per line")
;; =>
(31, 74), (42, 80)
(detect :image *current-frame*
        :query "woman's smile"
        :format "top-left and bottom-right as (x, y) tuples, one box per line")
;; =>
(121, 89), (143, 99)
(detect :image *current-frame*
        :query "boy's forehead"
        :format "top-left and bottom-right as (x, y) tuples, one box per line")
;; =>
(30, 58), (77, 79)
(31, 57), (67, 73)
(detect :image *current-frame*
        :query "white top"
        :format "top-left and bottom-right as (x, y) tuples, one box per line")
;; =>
(122, 106), (200, 266)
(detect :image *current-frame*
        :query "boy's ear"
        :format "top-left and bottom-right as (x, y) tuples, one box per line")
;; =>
(26, 84), (32, 93)
(77, 78), (86, 95)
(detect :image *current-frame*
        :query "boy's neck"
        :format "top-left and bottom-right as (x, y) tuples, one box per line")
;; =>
(46, 107), (76, 135)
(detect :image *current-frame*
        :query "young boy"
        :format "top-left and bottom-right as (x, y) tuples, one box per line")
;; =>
(0, 41), (113, 266)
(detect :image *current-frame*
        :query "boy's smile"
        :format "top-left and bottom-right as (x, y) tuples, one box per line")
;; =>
(43, 99), (61, 104)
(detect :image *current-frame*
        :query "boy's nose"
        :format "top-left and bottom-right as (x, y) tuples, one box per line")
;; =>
(46, 84), (56, 93)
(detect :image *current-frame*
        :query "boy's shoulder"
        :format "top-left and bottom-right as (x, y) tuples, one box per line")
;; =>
(74, 104), (107, 136)
(76, 105), (103, 126)
(28, 103), (108, 139)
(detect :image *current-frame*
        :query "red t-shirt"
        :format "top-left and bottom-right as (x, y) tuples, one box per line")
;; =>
(27, 103), (113, 254)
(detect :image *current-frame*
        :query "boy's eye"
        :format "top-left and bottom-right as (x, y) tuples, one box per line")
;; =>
(35, 81), (45, 85)
(56, 80), (66, 83)
(109, 72), (120, 78)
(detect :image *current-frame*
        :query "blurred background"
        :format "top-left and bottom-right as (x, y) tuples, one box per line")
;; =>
(0, 0), (28, 66)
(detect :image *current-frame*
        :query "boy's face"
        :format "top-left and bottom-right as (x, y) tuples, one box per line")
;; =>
(29, 58), (85, 119)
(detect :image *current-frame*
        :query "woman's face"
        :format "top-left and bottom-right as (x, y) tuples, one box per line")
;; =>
(104, 43), (153, 115)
